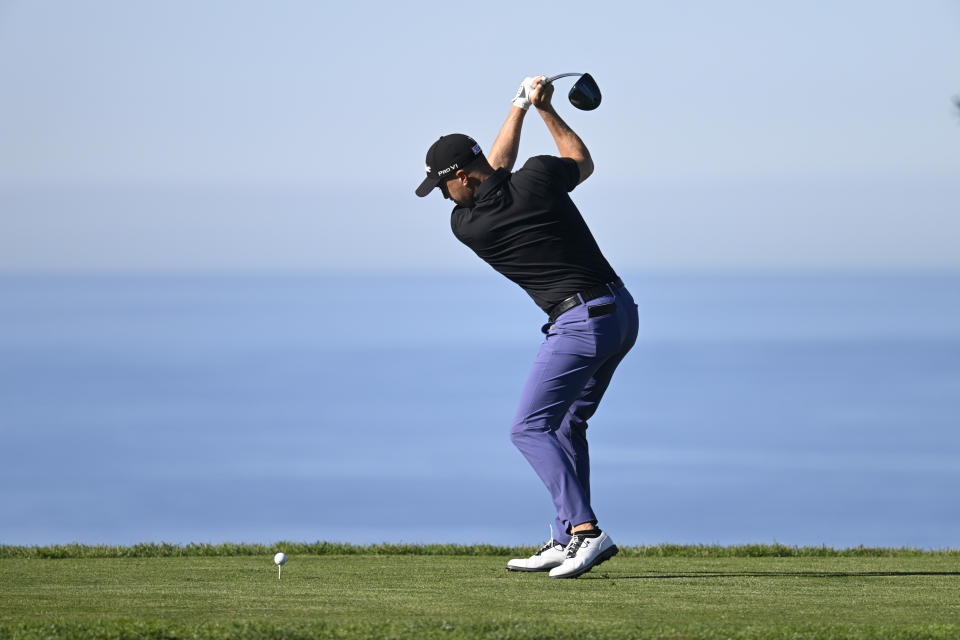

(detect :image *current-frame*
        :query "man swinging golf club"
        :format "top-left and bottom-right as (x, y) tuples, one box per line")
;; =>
(415, 75), (638, 578)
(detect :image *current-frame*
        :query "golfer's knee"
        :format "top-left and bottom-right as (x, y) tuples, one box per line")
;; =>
(510, 416), (551, 449)
(510, 416), (540, 446)
(509, 419), (526, 447)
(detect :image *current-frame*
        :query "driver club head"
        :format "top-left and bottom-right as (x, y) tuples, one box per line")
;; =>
(568, 73), (601, 111)
(547, 73), (602, 111)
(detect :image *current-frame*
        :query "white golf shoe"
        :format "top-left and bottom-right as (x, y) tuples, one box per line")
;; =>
(506, 539), (567, 572)
(548, 531), (619, 579)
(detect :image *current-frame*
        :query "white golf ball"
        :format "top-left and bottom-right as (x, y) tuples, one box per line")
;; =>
(274, 552), (287, 566)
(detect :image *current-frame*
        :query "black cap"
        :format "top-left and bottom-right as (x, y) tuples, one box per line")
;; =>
(416, 134), (483, 197)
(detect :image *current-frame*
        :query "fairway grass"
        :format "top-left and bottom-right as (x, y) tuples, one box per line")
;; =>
(1, 547), (959, 639)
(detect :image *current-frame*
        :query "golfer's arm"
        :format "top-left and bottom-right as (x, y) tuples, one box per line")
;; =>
(487, 107), (527, 171)
(537, 106), (594, 183)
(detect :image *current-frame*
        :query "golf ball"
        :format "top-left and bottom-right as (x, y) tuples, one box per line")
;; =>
(274, 552), (287, 566)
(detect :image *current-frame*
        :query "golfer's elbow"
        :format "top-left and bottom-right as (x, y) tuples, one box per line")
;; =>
(577, 156), (594, 184)
(488, 152), (514, 172)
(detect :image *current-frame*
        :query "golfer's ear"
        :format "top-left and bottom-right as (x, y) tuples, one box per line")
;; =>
(456, 169), (470, 185)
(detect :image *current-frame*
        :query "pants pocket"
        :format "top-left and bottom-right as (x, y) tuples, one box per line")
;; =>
(587, 301), (617, 318)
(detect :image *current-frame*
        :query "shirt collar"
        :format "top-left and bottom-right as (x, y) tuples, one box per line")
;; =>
(451, 168), (509, 215)
(474, 168), (509, 203)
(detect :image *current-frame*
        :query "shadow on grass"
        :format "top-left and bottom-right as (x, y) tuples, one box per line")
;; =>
(583, 571), (960, 580)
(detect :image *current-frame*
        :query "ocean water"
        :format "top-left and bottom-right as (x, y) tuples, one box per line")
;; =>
(1, 271), (958, 548)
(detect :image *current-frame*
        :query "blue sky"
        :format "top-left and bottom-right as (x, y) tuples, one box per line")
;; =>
(1, 1), (958, 270)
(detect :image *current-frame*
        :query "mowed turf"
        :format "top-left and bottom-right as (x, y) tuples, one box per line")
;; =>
(2, 549), (960, 639)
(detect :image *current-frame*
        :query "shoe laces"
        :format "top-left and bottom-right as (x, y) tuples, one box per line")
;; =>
(534, 539), (560, 556)
(534, 523), (561, 556)
(564, 534), (585, 558)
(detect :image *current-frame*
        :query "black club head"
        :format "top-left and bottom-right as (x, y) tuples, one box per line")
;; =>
(568, 73), (601, 111)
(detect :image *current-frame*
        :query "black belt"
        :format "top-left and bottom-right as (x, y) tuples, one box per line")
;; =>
(548, 277), (624, 323)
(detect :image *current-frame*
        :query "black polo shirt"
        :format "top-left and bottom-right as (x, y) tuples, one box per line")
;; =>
(450, 155), (619, 314)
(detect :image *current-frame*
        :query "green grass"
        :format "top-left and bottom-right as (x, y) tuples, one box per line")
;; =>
(1, 546), (959, 639)
(3, 542), (958, 559)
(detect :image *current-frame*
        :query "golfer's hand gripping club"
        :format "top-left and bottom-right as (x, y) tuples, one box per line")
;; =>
(529, 76), (554, 111)
(512, 76), (541, 111)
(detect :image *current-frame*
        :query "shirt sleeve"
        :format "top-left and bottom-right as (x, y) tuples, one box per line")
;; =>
(519, 155), (581, 193)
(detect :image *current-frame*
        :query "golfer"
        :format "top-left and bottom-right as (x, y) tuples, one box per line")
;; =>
(415, 76), (638, 578)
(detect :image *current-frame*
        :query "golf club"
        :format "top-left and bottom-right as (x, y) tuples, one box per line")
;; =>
(546, 73), (602, 111)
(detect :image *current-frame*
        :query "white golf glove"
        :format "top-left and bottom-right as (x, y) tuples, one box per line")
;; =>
(512, 76), (539, 110)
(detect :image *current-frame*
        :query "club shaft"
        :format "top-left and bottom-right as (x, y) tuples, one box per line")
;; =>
(546, 73), (582, 83)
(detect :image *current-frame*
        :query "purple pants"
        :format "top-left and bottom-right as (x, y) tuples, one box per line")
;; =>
(510, 283), (639, 545)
